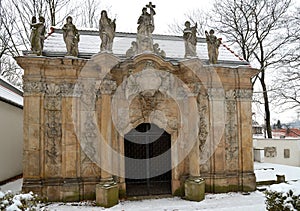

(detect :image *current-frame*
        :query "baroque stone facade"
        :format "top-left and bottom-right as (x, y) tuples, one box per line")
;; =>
(17, 53), (257, 201)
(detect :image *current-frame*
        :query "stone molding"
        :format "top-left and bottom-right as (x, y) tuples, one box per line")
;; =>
(235, 89), (253, 100)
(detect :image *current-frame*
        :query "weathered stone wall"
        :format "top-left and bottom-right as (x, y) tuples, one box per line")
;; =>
(16, 54), (257, 201)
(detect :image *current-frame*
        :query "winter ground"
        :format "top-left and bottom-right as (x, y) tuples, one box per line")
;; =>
(1, 162), (300, 211)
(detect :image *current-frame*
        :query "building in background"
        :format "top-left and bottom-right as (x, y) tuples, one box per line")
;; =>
(253, 138), (300, 167)
(0, 78), (23, 183)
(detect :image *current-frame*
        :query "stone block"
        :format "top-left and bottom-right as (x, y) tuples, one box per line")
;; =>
(96, 183), (119, 208)
(184, 177), (205, 201)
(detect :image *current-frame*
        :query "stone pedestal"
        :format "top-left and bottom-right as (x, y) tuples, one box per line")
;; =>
(184, 177), (205, 202)
(96, 183), (119, 208)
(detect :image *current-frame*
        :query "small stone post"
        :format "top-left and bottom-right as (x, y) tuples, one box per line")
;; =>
(96, 182), (119, 208)
(184, 177), (205, 201)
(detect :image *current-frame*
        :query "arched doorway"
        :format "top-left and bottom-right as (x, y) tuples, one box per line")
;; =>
(124, 123), (172, 196)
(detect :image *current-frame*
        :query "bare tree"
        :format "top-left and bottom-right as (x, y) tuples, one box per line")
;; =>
(272, 5), (300, 110)
(76, 0), (101, 28)
(272, 68), (300, 110)
(168, 9), (209, 36)
(45, 0), (76, 26)
(0, 0), (77, 88)
(210, 0), (294, 138)
(0, 56), (23, 89)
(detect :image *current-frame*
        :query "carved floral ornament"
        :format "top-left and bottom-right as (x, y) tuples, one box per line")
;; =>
(100, 77), (117, 95)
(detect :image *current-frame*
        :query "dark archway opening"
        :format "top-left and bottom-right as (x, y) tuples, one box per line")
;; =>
(124, 123), (172, 196)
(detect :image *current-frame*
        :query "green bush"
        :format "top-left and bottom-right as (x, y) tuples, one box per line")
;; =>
(265, 189), (300, 211)
(0, 191), (41, 211)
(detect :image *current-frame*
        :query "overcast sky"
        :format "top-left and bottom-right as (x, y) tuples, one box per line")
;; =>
(99, 0), (212, 34)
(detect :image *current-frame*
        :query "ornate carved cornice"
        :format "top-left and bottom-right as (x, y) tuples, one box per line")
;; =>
(235, 89), (253, 100)
(100, 78), (117, 95)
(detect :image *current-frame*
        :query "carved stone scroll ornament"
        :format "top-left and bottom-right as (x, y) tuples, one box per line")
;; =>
(100, 77), (117, 95)
(225, 90), (238, 171)
(197, 91), (209, 172)
(236, 89), (253, 100)
(23, 81), (43, 94)
(80, 113), (99, 176)
(44, 83), (62, 176)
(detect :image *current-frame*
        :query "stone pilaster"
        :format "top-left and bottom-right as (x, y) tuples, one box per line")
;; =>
(236, 89), (256, 191)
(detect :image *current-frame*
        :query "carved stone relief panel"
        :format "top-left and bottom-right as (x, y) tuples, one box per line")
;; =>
(23, 81), (43, 94)
(236, 89), (253, 101)
(80, 112), (100, 177)
(225, 90), (239, 172)
(44, 83), (62, 177)
(197, 89), (210, 173)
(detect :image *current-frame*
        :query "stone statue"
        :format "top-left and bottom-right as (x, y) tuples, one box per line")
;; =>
(205, 29), (221, 64)
(30, 16), (46, 56)
(183, 21), (197, 58)
(153, 43), (166, 58)
(30, 16), (37, 52)
(99, 10), (116, 52)
(126, 41), (138, 58)
(137, 2), (156, 52)
(62, 16), (80, 57)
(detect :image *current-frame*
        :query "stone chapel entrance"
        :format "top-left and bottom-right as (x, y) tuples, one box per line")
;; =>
(124, 123), (172, 196)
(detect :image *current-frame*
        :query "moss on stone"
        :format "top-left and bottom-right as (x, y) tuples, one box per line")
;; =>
(63, 192), (80, 202)
(173, 186), (184, 197)
(118, 188), (126, 199)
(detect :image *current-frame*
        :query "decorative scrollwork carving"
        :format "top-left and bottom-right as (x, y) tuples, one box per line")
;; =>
(44, 83), (62, 176)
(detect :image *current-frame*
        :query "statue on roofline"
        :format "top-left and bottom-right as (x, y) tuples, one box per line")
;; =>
(126, 41), (138, 58)
(125, 2), (166, 58)
(205, 29), (222, 64)
(99, 10), (116, 53)
(183, 21), (198, 58)
(153, 43), (166, 58)
(62, 16), (80, 57)
(136, 2), (156, 53)
(30, 16), (46, 56)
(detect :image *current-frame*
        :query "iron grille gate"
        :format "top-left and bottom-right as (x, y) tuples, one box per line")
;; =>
(124, 123), (172, 196)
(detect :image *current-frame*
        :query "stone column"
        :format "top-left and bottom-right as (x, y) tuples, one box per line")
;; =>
(208, 88), (227, 192)
(91, 53), (120, 208)
(188, 95), (200, 177)
(22, 79), (43, 195)
(236, 89), (256, 192)
(99, 78), (116, 182)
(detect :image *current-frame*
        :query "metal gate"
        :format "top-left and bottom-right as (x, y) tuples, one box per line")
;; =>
(124, 123), (172, 196)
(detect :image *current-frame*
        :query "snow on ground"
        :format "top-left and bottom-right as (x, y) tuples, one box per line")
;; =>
(1, 162), (300, 210)
(254, 162), (300, 182)
(43, 192), (266, 211)
(0, 178), (23, 193)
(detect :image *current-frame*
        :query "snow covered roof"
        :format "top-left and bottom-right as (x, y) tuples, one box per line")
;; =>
(0, 78), (23, 108)
(29, 28), (249, 67)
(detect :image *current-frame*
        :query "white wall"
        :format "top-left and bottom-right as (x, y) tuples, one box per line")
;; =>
(253, 138), (300, 167)
(0, 101), (23, 182)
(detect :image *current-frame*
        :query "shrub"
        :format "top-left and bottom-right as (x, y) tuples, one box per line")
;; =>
(0, 190), (41, 211)
(265, 189), (300, 211)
